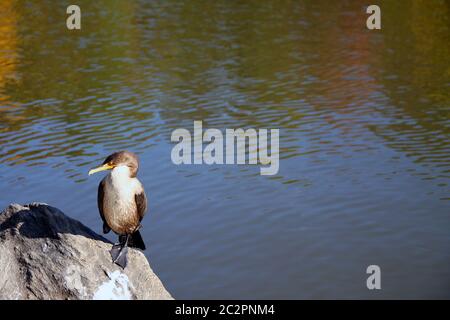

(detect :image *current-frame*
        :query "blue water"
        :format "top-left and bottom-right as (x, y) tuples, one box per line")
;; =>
(1, 0), (449, 298)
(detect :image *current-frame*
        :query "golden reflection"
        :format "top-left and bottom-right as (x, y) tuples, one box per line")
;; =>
(410, 0), (450, 106)
(0, 0), (448, 183)
(0, 0), (18, 106)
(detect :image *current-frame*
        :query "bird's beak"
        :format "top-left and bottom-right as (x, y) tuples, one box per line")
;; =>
(88, 163), (114, 176)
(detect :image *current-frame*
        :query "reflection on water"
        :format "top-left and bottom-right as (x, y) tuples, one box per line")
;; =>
(0, 0), (449, 298)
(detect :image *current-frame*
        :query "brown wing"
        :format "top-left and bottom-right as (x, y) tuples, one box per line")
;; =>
(98, 179), (111, 234)
(135, 190), (147, 222)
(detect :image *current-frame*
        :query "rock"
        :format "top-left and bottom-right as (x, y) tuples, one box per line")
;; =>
(0, 203), (173, 300)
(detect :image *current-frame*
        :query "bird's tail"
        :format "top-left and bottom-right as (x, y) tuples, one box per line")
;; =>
(128, 230), (146, 250)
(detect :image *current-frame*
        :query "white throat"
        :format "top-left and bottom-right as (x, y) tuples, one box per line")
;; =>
(110, 165), (132, 187)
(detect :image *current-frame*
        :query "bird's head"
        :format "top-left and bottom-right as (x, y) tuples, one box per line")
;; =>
(88, 151), (139, 178)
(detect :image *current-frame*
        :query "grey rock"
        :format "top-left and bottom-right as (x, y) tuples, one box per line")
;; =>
(0, 203), (173, 300)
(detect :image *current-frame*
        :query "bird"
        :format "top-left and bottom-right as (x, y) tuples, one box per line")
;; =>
(88, 151), (147, 269)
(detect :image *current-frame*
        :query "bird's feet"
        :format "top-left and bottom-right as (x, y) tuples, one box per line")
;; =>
(110, 242), (129, 269)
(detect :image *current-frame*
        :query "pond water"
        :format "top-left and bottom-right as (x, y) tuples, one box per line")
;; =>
(0, 0), (449, 298)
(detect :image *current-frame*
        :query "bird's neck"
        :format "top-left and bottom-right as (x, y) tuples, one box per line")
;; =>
(109, 165), (133, 188)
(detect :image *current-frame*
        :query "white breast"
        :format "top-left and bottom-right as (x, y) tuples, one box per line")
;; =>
(102, 165), (143, 234)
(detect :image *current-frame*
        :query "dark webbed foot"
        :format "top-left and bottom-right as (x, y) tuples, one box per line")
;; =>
(111, 245), (128, 269)
(110, 235), (130, 269)
(110, 242), (122, 260)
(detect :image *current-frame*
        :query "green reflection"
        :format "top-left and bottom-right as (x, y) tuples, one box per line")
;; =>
(0, 0), (448, 184)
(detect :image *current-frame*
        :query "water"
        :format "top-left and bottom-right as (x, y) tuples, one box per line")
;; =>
(1, 0), (449, 299)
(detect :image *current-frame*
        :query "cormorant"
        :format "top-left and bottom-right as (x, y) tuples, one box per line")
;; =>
(89, 151), (147, 268)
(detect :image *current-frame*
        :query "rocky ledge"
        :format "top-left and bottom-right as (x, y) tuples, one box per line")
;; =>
(0, 203), (172, 300)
